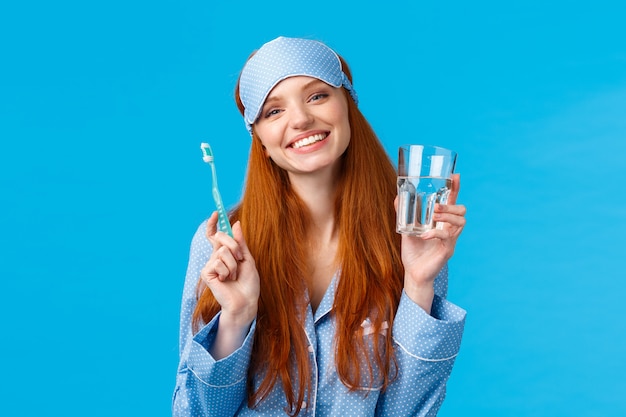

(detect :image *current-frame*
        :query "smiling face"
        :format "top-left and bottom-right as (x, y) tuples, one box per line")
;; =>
(252, 76), (351, 179)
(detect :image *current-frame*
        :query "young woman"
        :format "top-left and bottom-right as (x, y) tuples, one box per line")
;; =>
(173, 36), (467, 416)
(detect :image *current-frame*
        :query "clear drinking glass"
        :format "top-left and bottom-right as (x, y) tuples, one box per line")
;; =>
(396, 145), (457, 236)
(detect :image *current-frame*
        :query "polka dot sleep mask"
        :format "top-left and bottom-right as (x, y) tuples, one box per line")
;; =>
(238, 36), (359, 134)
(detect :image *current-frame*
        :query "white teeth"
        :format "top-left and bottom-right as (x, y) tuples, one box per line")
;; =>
(292, 133), (327, 149)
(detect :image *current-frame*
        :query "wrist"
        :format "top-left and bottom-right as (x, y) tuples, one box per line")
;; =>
(403, 277), (435, 315)
(210, 310), (256, 360)
(219, 306), (257, 331)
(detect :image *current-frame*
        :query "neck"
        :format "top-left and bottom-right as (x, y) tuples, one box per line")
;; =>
(287, 166), (343, 311)
(288, 166), (339, 245)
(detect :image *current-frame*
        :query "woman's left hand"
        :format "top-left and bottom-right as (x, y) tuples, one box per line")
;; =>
(399, 173), (466, 313)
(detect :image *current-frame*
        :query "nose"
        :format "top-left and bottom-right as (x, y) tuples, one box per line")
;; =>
(288, 103), (314, 130)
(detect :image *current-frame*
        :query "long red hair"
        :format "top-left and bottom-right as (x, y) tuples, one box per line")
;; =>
(193, 56), (404, 415)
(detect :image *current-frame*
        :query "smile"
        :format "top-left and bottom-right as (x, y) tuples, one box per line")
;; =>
(291, 133), (328, 149)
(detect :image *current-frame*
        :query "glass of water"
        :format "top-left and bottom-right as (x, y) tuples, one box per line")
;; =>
(396, 145), (457, 236)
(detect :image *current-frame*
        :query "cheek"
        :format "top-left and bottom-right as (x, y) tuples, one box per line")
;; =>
(338, 111), (351, 142)
(255, 124), (281, 146)
(257, 139), (270, 157)
(252, 129), (271, 158)
(334, 102), (351, 133)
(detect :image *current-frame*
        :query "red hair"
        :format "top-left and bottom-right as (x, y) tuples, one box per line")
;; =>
(193, 56), (404, 415)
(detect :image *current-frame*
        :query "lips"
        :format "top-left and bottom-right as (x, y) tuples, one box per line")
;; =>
(291, 132), (328, 149)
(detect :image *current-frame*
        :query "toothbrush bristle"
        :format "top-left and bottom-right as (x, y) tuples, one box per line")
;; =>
(200, 142), (214, 163)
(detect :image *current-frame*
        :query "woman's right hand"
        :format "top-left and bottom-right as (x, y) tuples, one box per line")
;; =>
(200, 212), (259, 354)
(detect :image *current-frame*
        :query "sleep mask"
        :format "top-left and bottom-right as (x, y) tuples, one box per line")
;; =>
(239, 36), (359, 134)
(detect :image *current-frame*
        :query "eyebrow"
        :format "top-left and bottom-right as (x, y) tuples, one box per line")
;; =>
(301, 78), (329, 90)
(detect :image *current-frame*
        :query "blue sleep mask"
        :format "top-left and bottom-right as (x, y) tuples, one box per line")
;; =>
(239, 36), (359, 134)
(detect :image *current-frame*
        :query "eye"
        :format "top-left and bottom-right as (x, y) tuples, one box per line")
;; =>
(263, 108), (282, 118)
(310, 93), (329, 102)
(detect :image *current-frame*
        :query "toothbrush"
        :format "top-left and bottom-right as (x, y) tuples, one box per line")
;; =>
(200, 143), (234, 237)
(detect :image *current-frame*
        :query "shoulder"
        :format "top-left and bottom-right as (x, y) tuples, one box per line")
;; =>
(188, 219), (212, 254)
(184, 219), (213, 284)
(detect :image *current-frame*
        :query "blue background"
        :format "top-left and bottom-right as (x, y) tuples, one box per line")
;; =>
(1, 1), (625, 415)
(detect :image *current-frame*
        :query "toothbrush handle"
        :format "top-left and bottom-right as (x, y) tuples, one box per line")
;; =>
(212, 188), (234, 237)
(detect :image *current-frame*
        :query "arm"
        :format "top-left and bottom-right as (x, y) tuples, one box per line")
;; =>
(199, 213), (259, 359)
(172, 219), (257, 417)
(376, 267), (466, 416)
(378, 174), (466, 415)
(400, 173), (465, 313)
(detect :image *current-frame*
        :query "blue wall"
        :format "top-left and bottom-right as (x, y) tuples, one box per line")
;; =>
(1, 1), (625, 415)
